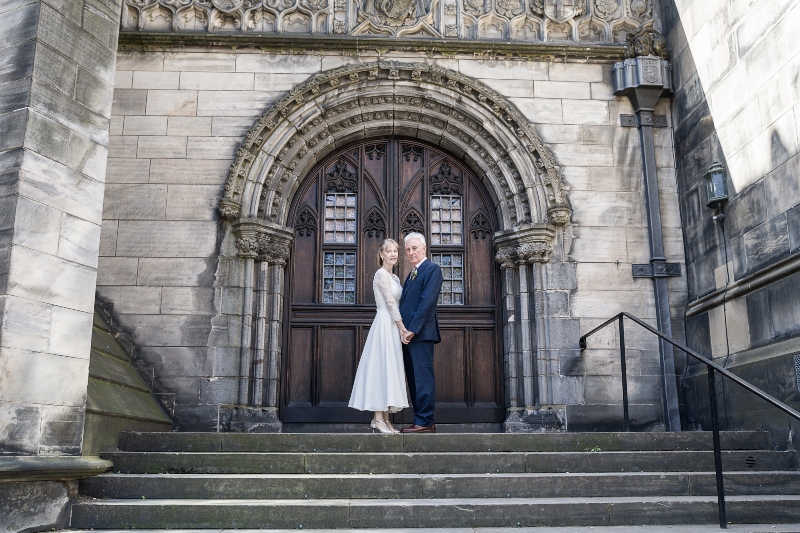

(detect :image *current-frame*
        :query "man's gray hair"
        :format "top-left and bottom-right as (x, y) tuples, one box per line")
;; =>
(404, 232), (426, 246)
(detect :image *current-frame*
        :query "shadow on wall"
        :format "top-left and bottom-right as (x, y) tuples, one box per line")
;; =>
(661, 0), (800, 450)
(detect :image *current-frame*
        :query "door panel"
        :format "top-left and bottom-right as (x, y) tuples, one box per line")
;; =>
(282, 138), (504, 424)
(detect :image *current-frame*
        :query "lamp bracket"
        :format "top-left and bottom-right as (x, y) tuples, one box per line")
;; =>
(621, 114), (668, 128)
(632, 262), (682, 279)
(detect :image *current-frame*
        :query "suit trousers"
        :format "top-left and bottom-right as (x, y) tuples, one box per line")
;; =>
(403, 340), (435, 427)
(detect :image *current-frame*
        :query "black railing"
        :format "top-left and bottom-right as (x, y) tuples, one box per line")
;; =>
(579, 312), (800, 530)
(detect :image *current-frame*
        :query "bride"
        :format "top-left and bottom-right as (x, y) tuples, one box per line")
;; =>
(348, 238), (409, 434)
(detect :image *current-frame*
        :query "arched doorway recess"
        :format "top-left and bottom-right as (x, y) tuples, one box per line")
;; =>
(285, 138), (501, 424)
(217, 61), (572, 430)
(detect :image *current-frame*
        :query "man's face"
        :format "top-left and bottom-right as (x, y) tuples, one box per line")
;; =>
(405, 238), (426, 265)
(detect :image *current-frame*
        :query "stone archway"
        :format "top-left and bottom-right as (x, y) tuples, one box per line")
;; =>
(217, 61), (572, 431)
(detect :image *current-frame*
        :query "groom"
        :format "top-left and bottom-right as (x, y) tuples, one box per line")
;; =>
(399, 232), (443, 433)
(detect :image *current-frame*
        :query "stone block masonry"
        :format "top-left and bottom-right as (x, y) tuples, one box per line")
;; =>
(101, 46), (686, 431)
(0, 0), (123, 455)
(663, 0), (800, 449)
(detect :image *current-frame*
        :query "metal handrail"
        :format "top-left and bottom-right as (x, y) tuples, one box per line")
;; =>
(579, 312), (800, 530)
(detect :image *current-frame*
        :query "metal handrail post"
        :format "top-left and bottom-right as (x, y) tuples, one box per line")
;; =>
(619, 315), (630, 431)
(707, 366), (727, 529)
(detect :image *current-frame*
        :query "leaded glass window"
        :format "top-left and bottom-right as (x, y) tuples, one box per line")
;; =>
(432, 253), (464, 305)
(323, 252), (356, 303)
(324, 193), (357, 243)
(430, 196), (463, 245)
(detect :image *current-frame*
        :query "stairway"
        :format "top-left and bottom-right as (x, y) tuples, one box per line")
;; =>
(72, 431), (800, 529)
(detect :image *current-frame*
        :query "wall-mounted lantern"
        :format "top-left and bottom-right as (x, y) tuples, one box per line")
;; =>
(704, 161), (729, 210)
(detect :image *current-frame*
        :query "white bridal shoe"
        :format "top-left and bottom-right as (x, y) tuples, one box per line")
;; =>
(371, 419), (399, 434)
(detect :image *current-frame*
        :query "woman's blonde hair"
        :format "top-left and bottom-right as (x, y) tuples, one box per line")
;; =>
(377, 238), (400, 265)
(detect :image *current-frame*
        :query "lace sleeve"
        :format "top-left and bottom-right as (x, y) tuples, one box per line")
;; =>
(376, 269), (402, 323)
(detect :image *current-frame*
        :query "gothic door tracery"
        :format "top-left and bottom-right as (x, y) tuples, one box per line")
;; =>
(282, 138), (503, 424)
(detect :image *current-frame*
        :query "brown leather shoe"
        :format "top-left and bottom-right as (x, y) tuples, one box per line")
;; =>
(400, 423), (436, 433)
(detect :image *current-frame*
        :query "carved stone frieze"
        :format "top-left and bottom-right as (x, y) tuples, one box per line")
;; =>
(122, 0), (656, 43)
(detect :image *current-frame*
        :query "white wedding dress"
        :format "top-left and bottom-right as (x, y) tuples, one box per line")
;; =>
(348, 268), (409, 413)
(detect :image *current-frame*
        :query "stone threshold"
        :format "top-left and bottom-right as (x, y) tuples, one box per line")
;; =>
(57, 526), (800, 533)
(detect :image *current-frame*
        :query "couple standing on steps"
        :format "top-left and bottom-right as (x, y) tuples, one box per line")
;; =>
(348, 232), (443, 435)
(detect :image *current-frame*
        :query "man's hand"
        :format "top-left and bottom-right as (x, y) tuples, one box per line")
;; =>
(402, 330), (415, 344)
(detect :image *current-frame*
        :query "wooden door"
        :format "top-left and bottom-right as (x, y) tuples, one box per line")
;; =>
(282, 138), (503, 424)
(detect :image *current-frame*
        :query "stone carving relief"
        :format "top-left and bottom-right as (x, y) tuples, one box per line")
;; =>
(122, 0), (658, 43)
(218, 62), (570, 228)
(624, 26), (670, 59)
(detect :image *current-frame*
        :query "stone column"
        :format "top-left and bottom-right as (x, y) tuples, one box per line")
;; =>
(225, 219), (291, 432)
(0, 0), (123, 455)
(258, 230), (291, 410)
(495, 225), (563, 432)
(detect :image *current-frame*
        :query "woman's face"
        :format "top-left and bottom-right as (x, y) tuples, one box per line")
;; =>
(381, 244), (399, 266)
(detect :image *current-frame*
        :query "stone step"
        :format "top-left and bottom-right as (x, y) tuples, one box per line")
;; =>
(101, 450), (797, 474)
(70, 495), (800, 529)
(116, 431), (770, 453)
(80, 471), (800, 500)
(59, 526), (800, 533)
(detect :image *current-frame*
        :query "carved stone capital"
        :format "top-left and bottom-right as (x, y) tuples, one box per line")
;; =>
(232, 220), (264, 259)
(517, 241), (552, 263)
(494, 223), (557, 266)
(495, 246), (518, 270)
(547, 205), (571, 226)
(233, 219), (294, 265)
(219, 198), (242, 220)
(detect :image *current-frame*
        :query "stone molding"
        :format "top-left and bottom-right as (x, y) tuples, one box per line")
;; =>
(121, 0), (656, 44)
(685, 251), (800, 319)
(232, 218), (294, 263)
(219, 61), (570, 230)
(493, 223), (556, 267)
(0, 457), (112, 483)
(118, 32), (628, 60)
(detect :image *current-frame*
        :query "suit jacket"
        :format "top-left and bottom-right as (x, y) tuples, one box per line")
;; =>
(399, 258), (443, 343)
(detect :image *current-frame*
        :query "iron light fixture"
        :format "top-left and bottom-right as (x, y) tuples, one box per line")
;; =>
(704, 160), (729, 210)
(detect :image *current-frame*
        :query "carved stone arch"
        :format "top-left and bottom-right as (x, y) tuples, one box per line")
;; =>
(218, 61), (570, 230)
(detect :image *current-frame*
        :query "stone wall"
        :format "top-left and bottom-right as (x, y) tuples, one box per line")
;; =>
(0, 0), (122, 455)
(101, 45), (685, 431)
(662, 0), (800, 444)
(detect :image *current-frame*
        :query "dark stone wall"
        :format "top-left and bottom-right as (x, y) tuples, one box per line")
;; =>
(662, 0), (800, 446)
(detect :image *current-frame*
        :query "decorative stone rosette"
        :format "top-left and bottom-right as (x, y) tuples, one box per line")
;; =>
(218, 61), (571, 229)
(121, 0), (657, 43)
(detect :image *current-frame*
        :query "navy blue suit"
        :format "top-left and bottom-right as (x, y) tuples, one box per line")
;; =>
(399, 258), (443, 427)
